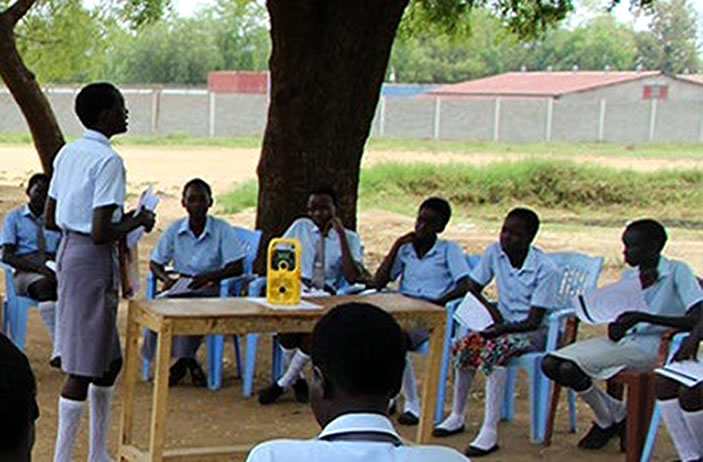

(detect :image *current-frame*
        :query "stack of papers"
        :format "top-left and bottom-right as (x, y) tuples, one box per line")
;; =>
(573, 277), (648, 324)
(453, 292), (495, 332)
(127, 186), (160, 249)
(156, 278), (199, 299)
(656, 360), (703, 387)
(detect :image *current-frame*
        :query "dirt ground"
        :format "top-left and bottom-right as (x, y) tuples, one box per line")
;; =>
(1, 144), (701, 461)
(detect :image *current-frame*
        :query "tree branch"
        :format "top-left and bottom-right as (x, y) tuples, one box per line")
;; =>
(2, 0), (37, 27)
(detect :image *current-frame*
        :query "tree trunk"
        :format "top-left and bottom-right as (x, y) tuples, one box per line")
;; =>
(255, 0), (408, 267)
(0, 6), (65, 175)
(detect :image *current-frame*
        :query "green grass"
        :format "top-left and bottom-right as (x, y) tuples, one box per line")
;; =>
(220, 159), (703, 225)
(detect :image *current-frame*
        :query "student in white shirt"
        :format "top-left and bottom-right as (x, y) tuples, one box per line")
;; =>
(45, 82), (156, 462)
(257, 186), (364, 405)
(655, 308), (703, 462)
(246, 302), (470, 462)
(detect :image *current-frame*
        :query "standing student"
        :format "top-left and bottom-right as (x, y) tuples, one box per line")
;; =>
(542, 219), (703, 451)
(374, 197), (470, 425)
(246, 302), (471, 462)
(655, 309), (703, 462)
(143, 178), (245, 387)
(433, 208), (560, 458)
(45, 82), (156, 462)
(0, 333), (39, 462)
(1, 173), (62, 366)
(257, 185), (364, 405)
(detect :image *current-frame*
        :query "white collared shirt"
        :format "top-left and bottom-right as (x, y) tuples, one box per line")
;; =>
(48, 130), (125, 233)
(246, 413), (470, 462)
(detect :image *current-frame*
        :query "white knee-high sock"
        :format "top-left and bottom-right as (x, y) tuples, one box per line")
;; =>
(470, 367), (507, 450)
(280, 346), (303, 379)
(53, 397), (85, 462)
(38, 301), (58, 356)
(658, 399), (700, 462)
(277, 351), (310, 389)
(437, 367), (475, 430)
(401, 355), (420, 416)
(89, 384), (114, 462)
(578, 384), (620, 428)
(682, 408), (703, 458)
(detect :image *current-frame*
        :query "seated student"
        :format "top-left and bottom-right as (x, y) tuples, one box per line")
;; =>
(655, 311), (703, 462)
(0, 333), (40, 462)
(542, 219), (703, 451)
(143, 178), (245, 387)
(374, 197), (470, 425)
(1, 173), (62, 366)
(257, 185), (364, 405)
(246, 302), (470, 462)
(433, 207), (560, 458)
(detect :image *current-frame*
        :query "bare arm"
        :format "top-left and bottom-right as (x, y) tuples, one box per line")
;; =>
(482, 306), (546, 339)
(91, 205), (155, 245)
(330, 217), (359, 284)
(609, 302), (703, 342)
(149, 260), (177, 290)
(44, 198), (59, 231)
(2, 244), (54, 278)
(435, 276), (470, 306)
(189, 259), (244, 290)
(374, 232), (414, 289)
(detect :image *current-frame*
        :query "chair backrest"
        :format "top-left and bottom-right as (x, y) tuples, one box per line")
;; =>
(548, 251), (604, 311)
(232, 226), (262, 275)
(0, 261), (19, 301)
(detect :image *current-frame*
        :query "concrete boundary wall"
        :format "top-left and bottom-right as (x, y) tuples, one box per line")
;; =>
(1, 87), (701, 143)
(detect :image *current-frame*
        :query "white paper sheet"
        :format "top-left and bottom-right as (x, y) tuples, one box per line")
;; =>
(127, 186), (160, 249)
(655, 360), (703, 387)
(453, 292), (495, 332)
(45, 260), (57, 273)
(249, 297), (322, 310)
(573, 277), (648, 325)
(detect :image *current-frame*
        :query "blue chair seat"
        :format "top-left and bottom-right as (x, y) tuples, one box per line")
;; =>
(1, 261), (39, 350)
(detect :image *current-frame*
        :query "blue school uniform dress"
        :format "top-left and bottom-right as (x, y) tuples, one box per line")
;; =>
(48, 129), (126, 377)
(390, 239), (470, 348)
(552, 256), (703, 379)
(453, 243), (560, 373)
(283, 218), (363, 292)
(1, 204), (61, 294)
(142, 216), (246, 359)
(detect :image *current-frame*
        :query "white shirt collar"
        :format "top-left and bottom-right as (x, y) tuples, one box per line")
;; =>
(83, 129), (111, 146)
(317, 413), (400, 441)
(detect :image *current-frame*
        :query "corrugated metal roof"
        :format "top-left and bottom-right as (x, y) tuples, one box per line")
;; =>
(428, 71), (664, 97)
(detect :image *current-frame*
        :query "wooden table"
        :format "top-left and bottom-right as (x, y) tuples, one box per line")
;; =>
(118, 292), (446, 461)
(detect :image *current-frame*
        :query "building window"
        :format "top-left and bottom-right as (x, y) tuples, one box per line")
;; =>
(643, 85), (668, 100)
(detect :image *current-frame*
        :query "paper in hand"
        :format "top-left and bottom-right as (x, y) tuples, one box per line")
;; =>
(127, 186), (160, 249)
(156, 277), (198, 299)
(453, 292), (495, 332)
(656, 360), (703, 388)
(573, 276), (648, 325)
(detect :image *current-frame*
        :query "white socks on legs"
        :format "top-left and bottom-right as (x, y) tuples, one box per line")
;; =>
(38, 301), (59, 358)
(470, 366), (508, 450)
(682, 408), (703, 459)
(658, 399), (701, 462)
(89, 384), (114, 462)
(280, 347), (303, 380)
(401, 355), (420, 417)
(277, 351), (310, 389)
(577, 384), (626, 428)
(437, 367), (475, 431)
(53, 397), (85, 462)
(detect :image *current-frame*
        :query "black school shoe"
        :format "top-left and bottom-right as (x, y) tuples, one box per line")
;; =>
(397, 411), (419, 426)
(433, 424), (465, 437)
(465, 444), (499, 457)
(293, 378), (309, 403)
(258, 382), (285, 405)
(188, 359), (207, 388)
(578, 419), (625, 450)
(168, 358), (189, 386)
(49, 356), (62, 369)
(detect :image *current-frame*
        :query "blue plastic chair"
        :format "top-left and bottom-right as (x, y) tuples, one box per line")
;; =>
(1, 261), (39, 350)
(141, 226), (262, 391)
(639, 332), (688, 462)
(500, 251), (604, 443)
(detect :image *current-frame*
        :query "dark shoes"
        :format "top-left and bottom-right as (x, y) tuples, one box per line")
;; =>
(433, 424), (465, 437)
(293, 378), (309, 403)
(168, 358), (207, 387)
(49, 356), (62, 369)
(578, 419), (626, 450)
(465, 444), (499, 457)
(258, 382), (285, 405)
(397, 411), (419, 426)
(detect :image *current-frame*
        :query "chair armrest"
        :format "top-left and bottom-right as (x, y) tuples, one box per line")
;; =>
(145, 272), (157, 299)
(247, 276), (266, 296)
(656, 329), (686, 365)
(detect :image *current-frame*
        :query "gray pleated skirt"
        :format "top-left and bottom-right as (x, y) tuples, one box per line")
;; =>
(56, 232), (122, 377)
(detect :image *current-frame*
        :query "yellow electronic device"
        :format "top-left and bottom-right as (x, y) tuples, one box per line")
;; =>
(266, 237), (301, 305)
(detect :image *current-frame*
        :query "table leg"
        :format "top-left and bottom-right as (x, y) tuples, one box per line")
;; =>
(149, 320), (173, 461)
(418, 323), (444, 443)
(119, 303), (140, 460)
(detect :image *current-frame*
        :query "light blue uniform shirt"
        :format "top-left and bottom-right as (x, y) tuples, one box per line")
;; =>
(48, 130), (125, 233)
(150, 216), (245, 275)
(471, 242), (560, 323)
(390, 239), (470, 301)
(283, 218), (363, 291)
(621, 256), (703, 351)
(1, 205), (61, 255)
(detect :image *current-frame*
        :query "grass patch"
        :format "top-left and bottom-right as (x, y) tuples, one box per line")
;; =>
(222, 159), (703, 224)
